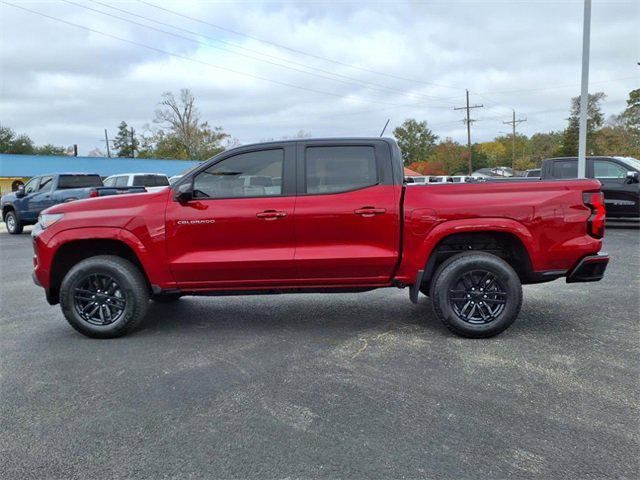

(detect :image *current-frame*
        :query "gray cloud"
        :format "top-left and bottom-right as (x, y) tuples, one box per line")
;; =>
(1, 0), (638, 155)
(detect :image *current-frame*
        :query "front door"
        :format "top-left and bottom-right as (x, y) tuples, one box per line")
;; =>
(590, 158), (639, 217)
(165, 145), (297, 288)
(293, 141), (401, 285)
(29, 175), (54, 216)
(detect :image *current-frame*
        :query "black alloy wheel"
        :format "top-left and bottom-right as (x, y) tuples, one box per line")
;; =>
(73, 273), (126, 326)
(448, 270), (506, 324)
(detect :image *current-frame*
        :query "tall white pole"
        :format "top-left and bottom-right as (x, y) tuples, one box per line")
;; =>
(577, 0), (591, 179)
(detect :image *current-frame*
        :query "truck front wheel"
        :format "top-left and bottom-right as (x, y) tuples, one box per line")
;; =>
(59, 255), (149, 338)
(5, 211), (23, 234)
(429, 252), (522, 338)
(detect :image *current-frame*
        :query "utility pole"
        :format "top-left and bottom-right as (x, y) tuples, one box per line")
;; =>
(130, 127), (135, 158)
(503, 110), (527, 171)
(103, 129), (111, 158)
(454, 90), (483, 175)
(577, 0), (591, 179)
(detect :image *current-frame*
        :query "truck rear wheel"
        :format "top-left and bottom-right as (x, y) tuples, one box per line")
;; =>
(429, 252), (522, 338)
(5, 211), (23, 234)
(59, 255), (149, 338)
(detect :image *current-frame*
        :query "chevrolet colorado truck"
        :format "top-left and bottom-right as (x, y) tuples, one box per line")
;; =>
(31, 138), (609, 339)
(2, 173), (146, 234)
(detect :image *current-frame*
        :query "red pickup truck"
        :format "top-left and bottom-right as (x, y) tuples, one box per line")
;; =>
(31, 138), (609, 339)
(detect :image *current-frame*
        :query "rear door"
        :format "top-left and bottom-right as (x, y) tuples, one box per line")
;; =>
(590, 158), (639, 217)
(165, 144), (297, 288)
(293, 140), (400, 284)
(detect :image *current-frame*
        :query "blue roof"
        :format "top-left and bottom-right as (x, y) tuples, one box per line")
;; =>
(0, 154), (202, 178)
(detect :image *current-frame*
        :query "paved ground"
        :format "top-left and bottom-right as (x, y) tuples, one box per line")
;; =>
(1, 225), (638, 479)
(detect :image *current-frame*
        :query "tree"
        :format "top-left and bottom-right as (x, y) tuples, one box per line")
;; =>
(113, 121), (138, 158)
(425, 138), (468, 174)
(557, 92), (606, 156)
(0, 126), (35, 154)
(34, 144), (66, 155)
(477, 141), (507, 168)
(528, 131), (562, 165)
(393, 119), (438, 166)
(407, 161), (446, 175)
(151, 89), (229, 160)
(618, 88), (640, 135)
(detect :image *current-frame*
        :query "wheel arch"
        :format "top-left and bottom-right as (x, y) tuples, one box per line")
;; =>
(413, 219), (538, 288)
(49, 238), (151, 305)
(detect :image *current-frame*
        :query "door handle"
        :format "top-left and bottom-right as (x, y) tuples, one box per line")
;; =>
(256, 210), (287, 220)
(354, 207), (386, 217)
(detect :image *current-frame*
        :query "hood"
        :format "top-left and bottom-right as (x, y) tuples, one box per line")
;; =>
(45, 189), (169, 215)
(1, 191), (17, 204)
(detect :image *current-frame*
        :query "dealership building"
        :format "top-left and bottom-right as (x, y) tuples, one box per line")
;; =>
(0, 154), (201, 195)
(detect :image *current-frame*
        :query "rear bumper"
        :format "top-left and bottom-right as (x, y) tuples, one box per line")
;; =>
(566, 253), (609, 283)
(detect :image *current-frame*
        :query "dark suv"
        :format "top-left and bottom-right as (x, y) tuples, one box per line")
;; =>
(541, 156), (640, 218)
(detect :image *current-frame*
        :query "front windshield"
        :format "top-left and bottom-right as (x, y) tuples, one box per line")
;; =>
(617, 157), (640, 171)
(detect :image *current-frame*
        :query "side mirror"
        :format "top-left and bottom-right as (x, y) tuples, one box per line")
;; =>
(174, 182), (193, 203)
(626, 171), (639, 183)
(15, 185), (26, 198)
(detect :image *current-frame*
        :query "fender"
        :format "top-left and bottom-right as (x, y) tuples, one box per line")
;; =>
(45, 226), (176, 289)
(395, 217), (537, 284)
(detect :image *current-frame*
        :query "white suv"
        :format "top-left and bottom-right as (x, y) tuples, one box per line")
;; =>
(103, 173), (170, 192)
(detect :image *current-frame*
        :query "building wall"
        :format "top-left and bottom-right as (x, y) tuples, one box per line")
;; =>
(0, 177), (28, 196)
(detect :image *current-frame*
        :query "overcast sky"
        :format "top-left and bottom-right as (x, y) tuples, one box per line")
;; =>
(1, 0), (638, 155)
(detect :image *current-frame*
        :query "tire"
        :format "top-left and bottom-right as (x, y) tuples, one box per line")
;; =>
(59, 255), (149, 338)
(152, 292), (182, 303)
(5, 211), (23, 234)
(429, 252), (522, 338)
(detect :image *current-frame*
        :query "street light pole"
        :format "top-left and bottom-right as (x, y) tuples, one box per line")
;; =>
(577, 0), (591, 179)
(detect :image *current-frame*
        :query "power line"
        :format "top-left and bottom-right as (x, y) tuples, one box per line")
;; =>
(4, 2), (419, 108)
(82, 0), (457, 105)
(136, 0), (465, 90)
(454, 90), (483, 175)
(503, 110), (527, 170)
(476, 76), (639, 95)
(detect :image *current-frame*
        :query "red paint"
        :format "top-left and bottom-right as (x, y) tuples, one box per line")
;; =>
(32, 171), (605, 297)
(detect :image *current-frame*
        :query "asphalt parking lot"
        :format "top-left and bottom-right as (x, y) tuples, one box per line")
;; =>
(1, 225), (638, 479)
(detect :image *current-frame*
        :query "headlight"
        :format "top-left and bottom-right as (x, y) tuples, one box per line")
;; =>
(38, 213), (64, 229)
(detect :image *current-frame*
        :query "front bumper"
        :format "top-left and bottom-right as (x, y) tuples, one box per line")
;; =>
(566, 253), (609, 283)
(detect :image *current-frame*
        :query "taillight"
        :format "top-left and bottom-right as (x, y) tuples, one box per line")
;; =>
(89, 189), (99, 198)
(583, 192), (605, 238)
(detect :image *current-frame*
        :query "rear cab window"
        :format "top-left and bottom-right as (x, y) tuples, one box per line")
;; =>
(133, 175), (170, 187)
(57, 175), (103, 189)
(551, 161), (578, 179)
(304, 146), (377, 194)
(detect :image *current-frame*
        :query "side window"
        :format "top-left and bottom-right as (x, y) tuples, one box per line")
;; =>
(305, 146), (377, 194)
(552, 161), (577, 179)
(193, 149), (284, 199)
(114, 176), (128, 188)
(23, 177), (39, 194)
(154, 175), (169, 186)
(103, 177), (115, 187)
(37, 176), (53, 191)
(593, 160), (626, 179)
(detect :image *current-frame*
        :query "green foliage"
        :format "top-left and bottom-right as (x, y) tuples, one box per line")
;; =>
(140, 89), (230, 160)
(393, 119), (438, 166)
(425, 138), (468, 174)
(557, 92), (606, 156)
(113, 121), (139, 158)
(34, 144), (66, 155)
(0, 126), (65, 155)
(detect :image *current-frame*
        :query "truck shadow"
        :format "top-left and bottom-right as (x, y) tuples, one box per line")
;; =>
(137, 293), (571, 339)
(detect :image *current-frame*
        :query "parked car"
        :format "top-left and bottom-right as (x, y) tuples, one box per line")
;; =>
(1, 173), (146, 234)
(169, 175), (182, 185)
(103, 173), (170, 192)
(31, 138), (608, 339)
(523, 168), (541, 178)
(540, 156), (639, 218)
